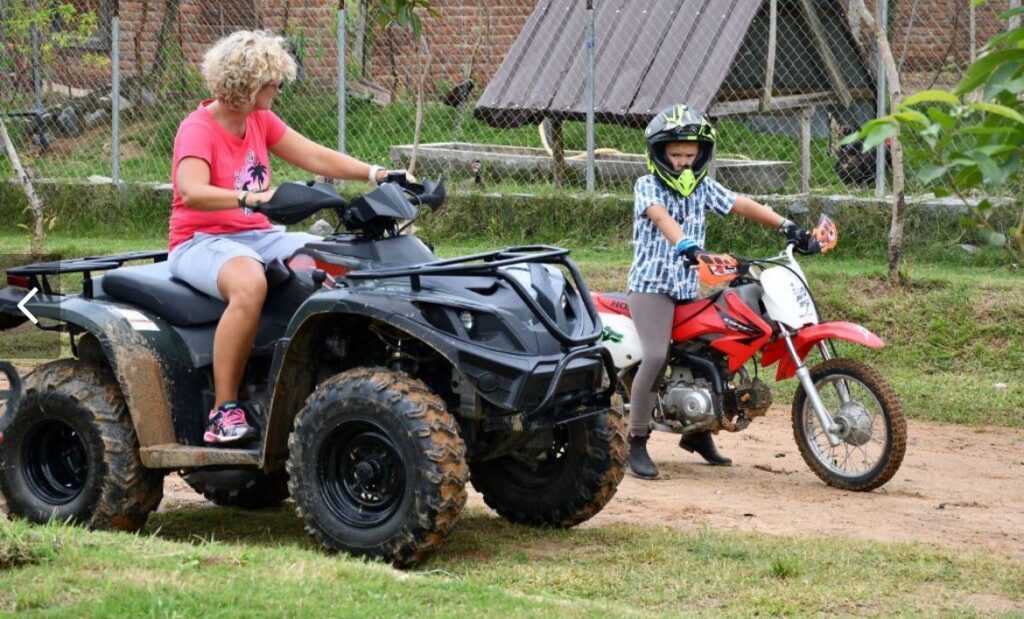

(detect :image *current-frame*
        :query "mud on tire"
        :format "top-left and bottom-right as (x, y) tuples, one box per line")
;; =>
(469, 405), (627, 528)
(183, 469), (289, 510)
(792, 358), (907, 492)
(286, 367), (468, 567)
(0, 359), (164, 530)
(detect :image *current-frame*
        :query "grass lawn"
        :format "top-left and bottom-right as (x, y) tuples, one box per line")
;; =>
(1, 232), (1022, 428)
(1, 511), (1021, 616)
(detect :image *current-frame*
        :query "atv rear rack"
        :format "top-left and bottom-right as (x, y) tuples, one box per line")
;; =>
(6, 250), (167, 299)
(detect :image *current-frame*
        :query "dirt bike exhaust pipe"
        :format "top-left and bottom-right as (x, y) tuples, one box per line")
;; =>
(781, 329), (842, 447)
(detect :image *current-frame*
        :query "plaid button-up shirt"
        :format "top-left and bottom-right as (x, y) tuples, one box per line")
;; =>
(627, 174), (736, 301)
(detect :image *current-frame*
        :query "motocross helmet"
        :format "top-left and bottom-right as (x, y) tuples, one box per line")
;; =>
(645, 104), (717, 197)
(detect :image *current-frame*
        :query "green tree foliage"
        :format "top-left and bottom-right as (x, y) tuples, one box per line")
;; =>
(0, 1), (100, 106)
(850, 2), (1024, 265)
(376, 0), (438, 40)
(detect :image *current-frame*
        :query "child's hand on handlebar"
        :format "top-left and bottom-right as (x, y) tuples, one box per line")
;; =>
(777, 219), (821, 255)
(674, 239), (703, 269)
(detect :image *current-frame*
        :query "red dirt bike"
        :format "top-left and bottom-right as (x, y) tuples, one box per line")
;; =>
(593, 217), (906, 491)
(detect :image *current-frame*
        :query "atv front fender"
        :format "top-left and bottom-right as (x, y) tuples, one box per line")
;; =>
(261, 286), (610, 467)
(761, 321), (884, 381)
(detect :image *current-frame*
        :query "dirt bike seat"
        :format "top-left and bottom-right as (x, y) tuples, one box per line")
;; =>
(102, 261), (226, 326)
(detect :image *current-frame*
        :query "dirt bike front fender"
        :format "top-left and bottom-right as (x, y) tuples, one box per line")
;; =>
(761, 321), (884, 381)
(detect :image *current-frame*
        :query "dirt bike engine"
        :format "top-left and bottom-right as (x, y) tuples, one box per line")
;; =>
(662, 367), (716, 425)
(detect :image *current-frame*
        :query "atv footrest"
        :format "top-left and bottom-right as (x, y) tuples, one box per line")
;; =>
(140, 444), (261, 469)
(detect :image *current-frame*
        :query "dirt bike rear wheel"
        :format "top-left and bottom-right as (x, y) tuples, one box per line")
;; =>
(792, 358), (906, 491)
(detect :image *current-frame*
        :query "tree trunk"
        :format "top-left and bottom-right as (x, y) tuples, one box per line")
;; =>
(144, 0), (181, 94)
(0, 117), (46, 256)
(408, 36), (432, 177)
(850, 0), (907, 284)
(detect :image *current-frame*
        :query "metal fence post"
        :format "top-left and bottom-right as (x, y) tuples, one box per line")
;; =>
(1011, 0), (1021, 31)
(30, 0), (43, 119)
(584, 0), (596, 192)
(111, 9), (121, 185)
(875, 0), (887, 198)
(337, 1), (347, 154)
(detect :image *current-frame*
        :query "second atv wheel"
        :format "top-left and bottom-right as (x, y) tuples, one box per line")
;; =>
(0, 359), (164, 531)
(183, 469), (289, 509)
(286, 368), (468, 566)
(469, 406), (627, 528)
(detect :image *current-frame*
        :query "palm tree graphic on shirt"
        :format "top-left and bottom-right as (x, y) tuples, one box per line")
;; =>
(236, 150), (268, 192)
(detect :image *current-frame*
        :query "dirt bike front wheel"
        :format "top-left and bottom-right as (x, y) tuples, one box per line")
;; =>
(792, 358), (906, 491)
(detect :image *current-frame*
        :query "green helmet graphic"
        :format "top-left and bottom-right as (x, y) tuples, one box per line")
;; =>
(644, 104), (717, 197)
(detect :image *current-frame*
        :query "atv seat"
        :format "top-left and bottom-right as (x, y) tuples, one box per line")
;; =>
(102, 261), (225, 326)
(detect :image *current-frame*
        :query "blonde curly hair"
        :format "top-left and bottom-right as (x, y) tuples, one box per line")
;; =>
(201, 30), (297, 109)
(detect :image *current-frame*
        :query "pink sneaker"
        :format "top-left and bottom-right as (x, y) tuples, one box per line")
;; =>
(203, 402), (258, 446)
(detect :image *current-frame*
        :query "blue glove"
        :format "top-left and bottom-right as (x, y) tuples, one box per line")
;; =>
(674, 239), (703, 269)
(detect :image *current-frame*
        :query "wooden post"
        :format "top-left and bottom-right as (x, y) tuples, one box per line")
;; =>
(0, 117), (46, 256)
(800, 106), (814, 194)
(1011, 0), (1022, 31)
(549, 119), (567, 187)
(760, 0), (777, 112)
(849, 0), (906, 284)
(797, 0), (853, 107)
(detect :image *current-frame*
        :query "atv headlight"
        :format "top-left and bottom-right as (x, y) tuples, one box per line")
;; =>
(459, 311), (474, 332)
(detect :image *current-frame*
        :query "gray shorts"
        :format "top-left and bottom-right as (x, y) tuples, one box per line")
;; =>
(168, 226), (320, 300)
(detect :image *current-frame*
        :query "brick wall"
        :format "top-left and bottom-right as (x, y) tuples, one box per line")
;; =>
(109, 1), (1013, 96)
(112, 0), (533, 97)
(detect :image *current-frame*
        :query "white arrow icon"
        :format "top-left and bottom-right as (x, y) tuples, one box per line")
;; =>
(17, 287), (38, 325)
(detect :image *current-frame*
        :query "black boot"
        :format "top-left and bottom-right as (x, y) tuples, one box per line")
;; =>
(628, 434), (659, 479)
(679, 431), (732, 466)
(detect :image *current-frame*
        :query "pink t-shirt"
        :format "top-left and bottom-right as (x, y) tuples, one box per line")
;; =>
(168, 101), (288, 250)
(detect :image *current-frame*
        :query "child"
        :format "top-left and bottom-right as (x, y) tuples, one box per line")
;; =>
(626, 104), (819, 479)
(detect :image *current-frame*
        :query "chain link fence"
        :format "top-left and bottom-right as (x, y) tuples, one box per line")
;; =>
(0, 0), (1015, 198)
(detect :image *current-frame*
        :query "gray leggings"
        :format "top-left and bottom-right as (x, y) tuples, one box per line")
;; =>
(626, 292), (677, 437)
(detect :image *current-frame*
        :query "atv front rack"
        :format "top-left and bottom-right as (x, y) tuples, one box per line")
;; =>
(6, 250), (167, 299)
(347, 245), (601, 347)
(346, 245), (617, 419)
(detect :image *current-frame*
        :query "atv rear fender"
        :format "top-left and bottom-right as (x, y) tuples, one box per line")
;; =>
(0, 288), (190, 447)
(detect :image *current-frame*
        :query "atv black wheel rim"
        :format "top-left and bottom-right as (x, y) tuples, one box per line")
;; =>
(319, 421), (406, 528)
(503, 428), (570, 489)
(23, 420), (88, 505)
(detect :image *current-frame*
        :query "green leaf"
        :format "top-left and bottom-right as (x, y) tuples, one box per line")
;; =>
(839, 132), (862, 146)
(968, 101), (1024, 124)
(902, 90), (960, 107)
(893, 109), (931, 126)
(862, 123), (897, 151)
(984, 60), (1024, 98)
(956, 49), (1024, 95)
(927, 107), (956, 130)
(972, 144), (1018, 158)
(917, 163), (949, 184)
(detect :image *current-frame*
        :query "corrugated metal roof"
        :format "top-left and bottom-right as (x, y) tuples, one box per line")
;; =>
(475, 0), (871, 128)
(476, 0), (762, 127)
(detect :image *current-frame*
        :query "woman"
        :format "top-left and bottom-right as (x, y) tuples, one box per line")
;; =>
(169, 30), (407, 446)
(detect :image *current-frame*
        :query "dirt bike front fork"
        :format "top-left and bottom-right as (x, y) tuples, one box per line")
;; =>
(779, 326), (843, 447)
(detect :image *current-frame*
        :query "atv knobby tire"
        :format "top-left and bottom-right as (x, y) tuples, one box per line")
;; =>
(0, 359), (164, 530)
(287, 367), (468, 566)
(183, 469), (289, 509)
(469, 405), (627, 528)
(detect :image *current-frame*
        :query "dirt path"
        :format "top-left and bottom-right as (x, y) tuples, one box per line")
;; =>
(159, 408), (1024, 559)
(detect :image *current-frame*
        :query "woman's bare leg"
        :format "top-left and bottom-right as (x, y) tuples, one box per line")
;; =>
(213, 256), (267, 407)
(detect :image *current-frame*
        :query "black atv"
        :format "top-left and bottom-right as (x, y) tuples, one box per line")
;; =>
(0, 178), (626, 565)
